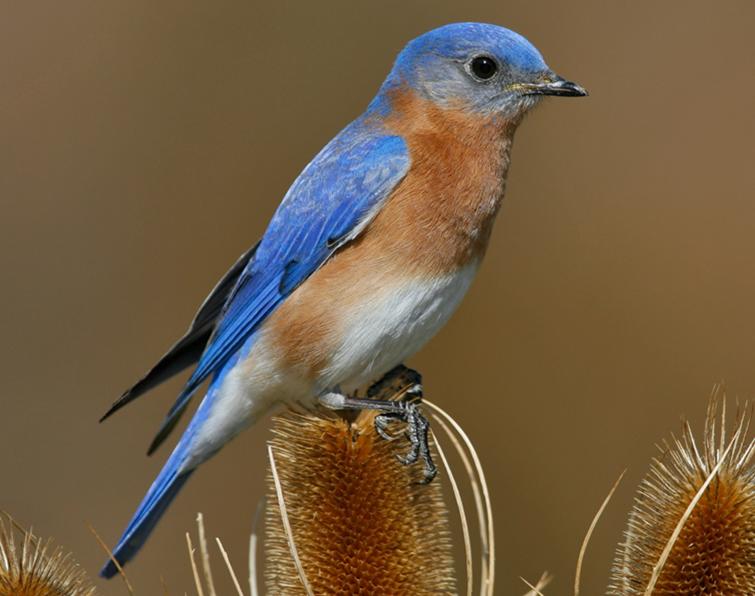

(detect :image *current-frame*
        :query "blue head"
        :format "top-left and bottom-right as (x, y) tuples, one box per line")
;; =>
(376, 23), (586, 117)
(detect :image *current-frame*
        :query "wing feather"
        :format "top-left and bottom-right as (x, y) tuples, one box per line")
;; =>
(147, 127), (410, 453)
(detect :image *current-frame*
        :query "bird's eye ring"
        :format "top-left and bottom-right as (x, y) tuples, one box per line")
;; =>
(468, 55), (499, 81)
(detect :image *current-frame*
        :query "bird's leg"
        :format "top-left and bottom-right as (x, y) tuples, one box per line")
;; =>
(318, 365), (437, 483)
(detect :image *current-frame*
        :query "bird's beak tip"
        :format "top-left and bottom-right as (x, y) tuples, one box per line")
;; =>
(524, 75), (588, 98)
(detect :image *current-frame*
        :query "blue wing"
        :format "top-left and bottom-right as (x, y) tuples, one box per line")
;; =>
(147, 125), (410, 453)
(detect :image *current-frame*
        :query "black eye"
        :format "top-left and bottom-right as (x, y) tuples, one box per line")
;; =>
(469, 55), (498, 80)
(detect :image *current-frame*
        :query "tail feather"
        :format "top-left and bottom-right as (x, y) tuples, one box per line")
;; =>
(100, 454), (194, 578)
(101, 335), (253, 578)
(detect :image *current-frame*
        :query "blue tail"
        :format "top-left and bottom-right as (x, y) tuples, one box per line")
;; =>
(101, 351), (247, 578)
(100, 449), (194, 578)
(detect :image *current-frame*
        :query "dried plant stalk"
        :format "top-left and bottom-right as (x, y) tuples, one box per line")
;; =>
(521, 570), (552, 596)
(608, 388), (755, 595)
(0, 512), (95, 596)
(264, 407), (456, 595)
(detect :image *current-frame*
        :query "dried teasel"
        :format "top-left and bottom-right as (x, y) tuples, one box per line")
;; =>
(609, 387), (755, 595)
(263, 404), (456, 595)
(0, 512), (95, 596)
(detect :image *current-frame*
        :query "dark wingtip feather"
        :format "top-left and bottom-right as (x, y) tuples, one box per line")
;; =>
(100, 244), (258, 424)
(99, 391), (134, 423)
(146, 435), (164, 457)
(146, 402), (190, 456)
(98, 327), (210, 424)
(146, 427), (171, 456)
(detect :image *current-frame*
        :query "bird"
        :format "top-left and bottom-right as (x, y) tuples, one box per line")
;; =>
(99, 22), (586, 578)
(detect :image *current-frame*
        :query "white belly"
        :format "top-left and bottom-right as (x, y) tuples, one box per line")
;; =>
(318, 263), (479, 392)
(186, 263), (478, 468)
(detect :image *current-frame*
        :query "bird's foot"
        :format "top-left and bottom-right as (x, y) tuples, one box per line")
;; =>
(318, 365), (436, 483)
(367, 364), (424, 402)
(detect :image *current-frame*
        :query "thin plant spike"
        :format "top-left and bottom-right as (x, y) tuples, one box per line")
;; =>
(520, 577), (544, 596)
(249, 498), (263, 596)
(534, 571), (553, 594)
(718, 387), (726, 455)
(643, 430), (739, 596)
(431, 428), (474, 596)
(431, 414), (489, 591)
(267, 443), (315, 596)
(426, 399), (495, 596)
(0, 517), (9, 570)
(196, 513), (217, 596)
(521, 571), (552, 596)
(186, 531), (205, 596)
(88, 522), (134, 595)
(216, 537), (244, 596)
(574, 470), (626, 596)
(248, 532), (258, 596)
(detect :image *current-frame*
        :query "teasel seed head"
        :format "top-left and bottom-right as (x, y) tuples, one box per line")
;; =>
(264, 407), (456, 595)
(0, 512), (95, 596)
(608, 387), (755, 595)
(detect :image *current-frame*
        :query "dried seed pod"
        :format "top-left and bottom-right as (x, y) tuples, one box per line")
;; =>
(264, 408), (456, 595)
(0, 513), (95, 596)
(609, 389), (755, 595)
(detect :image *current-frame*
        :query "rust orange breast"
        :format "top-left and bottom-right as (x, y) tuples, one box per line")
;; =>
(363, 86), (517, 276)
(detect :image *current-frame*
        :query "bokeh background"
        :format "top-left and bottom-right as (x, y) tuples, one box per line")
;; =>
(2, 1), (754, 593)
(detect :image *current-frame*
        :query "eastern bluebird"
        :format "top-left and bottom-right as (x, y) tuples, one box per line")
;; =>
(99, 22), (586, 577)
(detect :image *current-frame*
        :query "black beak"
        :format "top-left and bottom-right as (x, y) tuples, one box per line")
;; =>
(523, 75), (588, 97)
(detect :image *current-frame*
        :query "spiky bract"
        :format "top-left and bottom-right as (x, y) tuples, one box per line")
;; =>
(264, 408), (456, 595)
(609, 390), (755, 595)
(0, 513), (95, 596)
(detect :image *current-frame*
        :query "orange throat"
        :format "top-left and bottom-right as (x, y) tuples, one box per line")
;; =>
(372, 86), (519, 274)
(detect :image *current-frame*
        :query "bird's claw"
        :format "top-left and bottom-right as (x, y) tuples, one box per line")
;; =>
(394, 402), (437, 483)
(374, 402), (436, 483)
(368, 366), (436, 483)
(374, 412), (402, 441)
(322, 365), (437, 483)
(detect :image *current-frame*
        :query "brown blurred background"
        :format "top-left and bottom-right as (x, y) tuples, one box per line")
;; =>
(2, 1), (754, 594)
